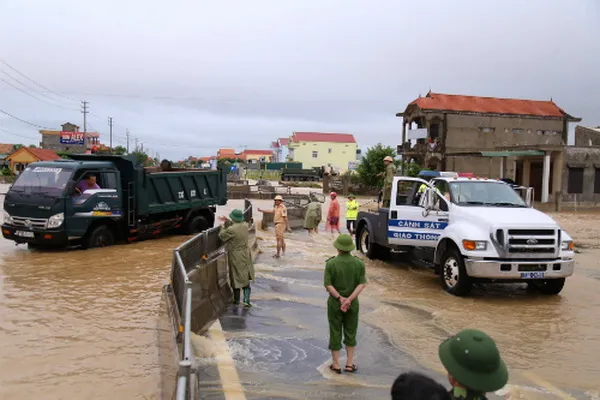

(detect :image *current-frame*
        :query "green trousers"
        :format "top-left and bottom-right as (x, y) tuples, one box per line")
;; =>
(327, 296), (359, 351)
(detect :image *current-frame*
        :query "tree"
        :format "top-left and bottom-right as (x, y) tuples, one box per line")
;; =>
(28, 144), (37, 148)
(130, 150), (153, 166)
(113, 145), (127, 155)
(356, 143), (421, 187)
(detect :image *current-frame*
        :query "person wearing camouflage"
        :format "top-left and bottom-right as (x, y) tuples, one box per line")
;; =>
(324, 234), (367, 374)
(438, 329), (508, 399)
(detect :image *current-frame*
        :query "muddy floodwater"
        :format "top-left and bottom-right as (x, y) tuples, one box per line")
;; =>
(1, 183), (600, 399)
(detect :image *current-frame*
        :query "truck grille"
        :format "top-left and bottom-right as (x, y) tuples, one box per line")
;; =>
(496, 228), (558, 256)
(11, 216), (48, 229)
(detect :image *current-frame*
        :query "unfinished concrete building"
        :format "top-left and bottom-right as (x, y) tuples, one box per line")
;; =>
(396, 91), (590, 204)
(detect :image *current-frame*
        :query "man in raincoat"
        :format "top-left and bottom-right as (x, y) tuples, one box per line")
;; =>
(324, 234), (367, 374)
(345, 194), (359, 235)
(439, 328), (508, 399)
(378, 156), (396, 208)
(218, 209), (255, 307)
(303, 193), (322, 235)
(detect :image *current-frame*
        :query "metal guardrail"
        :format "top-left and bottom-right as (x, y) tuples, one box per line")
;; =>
(168, 199), (254, 400)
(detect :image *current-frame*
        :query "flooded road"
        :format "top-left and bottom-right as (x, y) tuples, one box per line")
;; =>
(2, 182), (600, 399)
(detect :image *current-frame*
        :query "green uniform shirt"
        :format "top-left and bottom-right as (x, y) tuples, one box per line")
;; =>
(450, 387), (488, 400)
(384, 163), (397, 188)
(323, 253), (367, 297)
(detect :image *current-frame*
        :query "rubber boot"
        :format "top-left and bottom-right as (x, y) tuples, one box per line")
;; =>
(242, 286), (251, 308)
(233, 289), (241, 305)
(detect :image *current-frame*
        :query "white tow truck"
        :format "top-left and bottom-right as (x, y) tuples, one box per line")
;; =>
(355, 171), (575, 296)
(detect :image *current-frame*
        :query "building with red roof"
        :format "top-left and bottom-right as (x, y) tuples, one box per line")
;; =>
(397, 91), (583, 204)
(5, 147), (60, 174)
(287, 132), (358, 171)
(237, 149), (273, 163)
(270, 138), (291, 162)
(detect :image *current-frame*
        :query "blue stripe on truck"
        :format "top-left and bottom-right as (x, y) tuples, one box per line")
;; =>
(387, 231), (440, 241)
(388, 219), (448, 230)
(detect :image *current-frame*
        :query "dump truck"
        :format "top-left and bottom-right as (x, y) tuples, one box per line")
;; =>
(2, 154), (228, 249)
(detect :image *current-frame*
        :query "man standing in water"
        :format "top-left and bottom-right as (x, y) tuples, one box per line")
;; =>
(258, 195), (290, 258)
(438, 328), (508, 399)
(324, 234), (367, 374)
(218, 209), (255, 307)
(378, 156), (396, 208)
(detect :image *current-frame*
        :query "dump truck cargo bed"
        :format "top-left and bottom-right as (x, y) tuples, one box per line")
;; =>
(138, 169), (228, 215)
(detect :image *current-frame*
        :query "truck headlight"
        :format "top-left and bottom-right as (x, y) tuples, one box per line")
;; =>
(3, 211), (13, 225)
(47, 213), (64, 229)
(561, 241), (574, 251)
(462, 239), (487, 251)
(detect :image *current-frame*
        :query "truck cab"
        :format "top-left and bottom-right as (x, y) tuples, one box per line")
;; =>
(355, 171), (575, 296)
(3, 155), (227, 249)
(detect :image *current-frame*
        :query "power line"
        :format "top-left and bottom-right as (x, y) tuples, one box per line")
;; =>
(0, 59), (80, 102)
(0, 107), (49, 129)
(0, 126), (38, 141)
(0, 74), (79, 112)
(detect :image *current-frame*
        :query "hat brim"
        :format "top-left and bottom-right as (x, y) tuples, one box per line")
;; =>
(333, 241), (355, 252)
(438, 339), (508, 392)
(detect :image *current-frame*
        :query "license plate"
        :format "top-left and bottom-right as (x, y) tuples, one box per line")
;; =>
(521, 272), (545, 279)
(15, 230), (35, 238)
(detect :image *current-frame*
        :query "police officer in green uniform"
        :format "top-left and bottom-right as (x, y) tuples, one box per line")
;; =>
(439, 329), (508, 399)
(323, 234), (367, 374)
(379, 156), (396, 208)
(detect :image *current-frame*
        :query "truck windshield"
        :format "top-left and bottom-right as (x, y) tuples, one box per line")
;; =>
(449, 181), (527, 207)
(11, 166), (73, 196)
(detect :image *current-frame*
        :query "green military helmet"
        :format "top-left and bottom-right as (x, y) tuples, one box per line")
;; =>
(333, 234), (355, 252)
(438, 329), (508, 393)
(229, 209), (244, 223)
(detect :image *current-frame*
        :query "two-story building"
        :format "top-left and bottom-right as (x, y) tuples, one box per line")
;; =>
(397, 91), (582, 203)
(270, 138), (290, 162)
(39, 122), (100, 153)
(287, 132), (358, 172)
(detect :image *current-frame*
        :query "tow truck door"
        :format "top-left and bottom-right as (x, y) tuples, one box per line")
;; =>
(388, 177), (449, 248)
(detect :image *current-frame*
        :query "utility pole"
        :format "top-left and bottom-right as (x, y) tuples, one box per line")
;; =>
(81, 101), (89, 151)
(135, 137), (139, 152)
(140, 142), (144, 153)
(126, 129), (130, 153)
(108, 117), (113, 153)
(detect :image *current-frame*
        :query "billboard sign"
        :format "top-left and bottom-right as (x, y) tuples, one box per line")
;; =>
(59, 131), (85, 145)
(348, 161), (360, 171)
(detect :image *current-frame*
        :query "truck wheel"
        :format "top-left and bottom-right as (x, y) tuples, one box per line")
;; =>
(86, 225), (115, 249)
(186, 215), (209, 235)
(358, 226), (378, 259)
(440, 247), (472, 296)
(529, 278), (565, 295)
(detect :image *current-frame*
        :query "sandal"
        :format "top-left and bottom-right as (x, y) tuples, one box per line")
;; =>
(345, 364), (358, 373)
(329, 365), (342, 374)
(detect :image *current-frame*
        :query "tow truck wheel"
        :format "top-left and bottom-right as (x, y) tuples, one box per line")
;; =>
(529, 278), (565, 295)
(440, 247), (472, 296)
(86, 225), (115, 249)
(358, 226), (378, 259)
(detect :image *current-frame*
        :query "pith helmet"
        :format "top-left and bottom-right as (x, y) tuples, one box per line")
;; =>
(274, 195), (283, 201)
(383, 156), (394, 162)
(333, 234), (355, 252)
(438, 329), (508, 392)
(229, 209), (244, 223)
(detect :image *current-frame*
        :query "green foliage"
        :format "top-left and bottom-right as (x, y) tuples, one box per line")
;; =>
(245, 170), (280, 181)
(113, 145), (127, 155)
(28, 144), (37, 148)
(217, 158), (241, 167)
(356, 143), (421, 187)
(130, 150), (153, 166)
(1, 167), (14, 176)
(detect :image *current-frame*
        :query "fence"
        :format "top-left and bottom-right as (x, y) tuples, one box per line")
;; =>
(260, 192), (324, 230)
(165, 199), (254, 400)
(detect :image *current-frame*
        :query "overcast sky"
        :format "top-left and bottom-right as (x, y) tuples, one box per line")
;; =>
(1, 0), (599, 160)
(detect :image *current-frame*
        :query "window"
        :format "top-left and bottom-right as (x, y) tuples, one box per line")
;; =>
(395, 181), (418, 206)
(595, 169), (600, 194)
(312, 151), (318, 158)
(328, 148), (332, 153)
(102, 172), (118, 189)
(478, 127), (495, 133)
(567, 167), (584, 194)
(512, 128), (524, 134)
